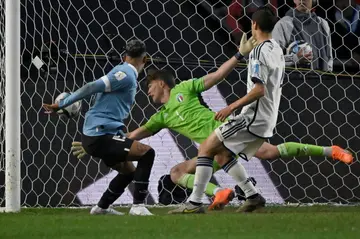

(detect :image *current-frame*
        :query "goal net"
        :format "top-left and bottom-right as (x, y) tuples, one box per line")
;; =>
(0, 0), (359, 207)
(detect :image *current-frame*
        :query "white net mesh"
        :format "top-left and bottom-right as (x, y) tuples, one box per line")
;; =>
(0, 0), (359, 207)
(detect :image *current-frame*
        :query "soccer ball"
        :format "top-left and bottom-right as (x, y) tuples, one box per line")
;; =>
(286, 40), (313, 56)
(54, 92), (82, 119)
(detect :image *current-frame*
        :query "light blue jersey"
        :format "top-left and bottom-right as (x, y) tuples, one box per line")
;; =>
(59, 62), (138, 136)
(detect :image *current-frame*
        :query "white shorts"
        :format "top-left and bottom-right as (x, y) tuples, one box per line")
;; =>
(214, 114), (264, 161)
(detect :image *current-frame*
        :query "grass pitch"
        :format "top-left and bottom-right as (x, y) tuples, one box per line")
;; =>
(0, 205), (358, 239)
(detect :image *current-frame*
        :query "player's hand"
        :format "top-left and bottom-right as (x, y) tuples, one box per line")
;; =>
(43, 103), (60, 114)
(239, 34), (258, 56)
(71, 141), (87, 159)
(215, 106), (233, 122)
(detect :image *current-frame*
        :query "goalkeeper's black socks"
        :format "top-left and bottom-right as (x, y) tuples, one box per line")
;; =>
(133, 148), (155, 204)
(98, 172), (134, 209)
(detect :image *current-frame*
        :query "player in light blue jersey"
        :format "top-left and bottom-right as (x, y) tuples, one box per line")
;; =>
(43, 39), (154, 216)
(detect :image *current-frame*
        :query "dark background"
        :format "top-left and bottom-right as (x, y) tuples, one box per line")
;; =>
(0, 0), (359, 206)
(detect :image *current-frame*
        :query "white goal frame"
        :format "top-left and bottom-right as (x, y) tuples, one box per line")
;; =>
(2, 0), (21, 213)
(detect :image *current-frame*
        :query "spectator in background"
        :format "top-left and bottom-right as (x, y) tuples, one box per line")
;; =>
(331, 0), (360, 64)
(272, 0), (333, 71)
(227, 0), (277, 43)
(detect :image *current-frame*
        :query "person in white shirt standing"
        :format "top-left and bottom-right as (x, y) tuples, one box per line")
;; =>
(169, 6), (285, 214)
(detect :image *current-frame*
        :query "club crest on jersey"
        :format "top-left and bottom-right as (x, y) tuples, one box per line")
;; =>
(114, 71), (126, 81)
(176, 93), (184, 102)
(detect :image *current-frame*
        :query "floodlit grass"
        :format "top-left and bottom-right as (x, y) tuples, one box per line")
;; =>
(0, 206), (359, 239)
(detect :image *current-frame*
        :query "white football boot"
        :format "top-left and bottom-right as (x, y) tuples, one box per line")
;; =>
(129, 204), (153, 216)
(90, 205), (124, 215)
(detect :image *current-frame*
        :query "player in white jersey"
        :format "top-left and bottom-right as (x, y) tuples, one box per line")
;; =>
(169, 6), (283, 214)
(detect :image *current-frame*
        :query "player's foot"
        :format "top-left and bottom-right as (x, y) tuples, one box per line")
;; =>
(236, 194), (266, 213)
(129, 204), (153, 216)
(208, 188), (235, 210)
(90, 205), (124, 215)
(168, 202), (205, 214)
(331, 146), (354, 164)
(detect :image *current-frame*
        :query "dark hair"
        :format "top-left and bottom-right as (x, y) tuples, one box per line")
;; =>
(252, 6), (277, 33)
(147, 69), (176, 89)
(125, 39), (146, 58)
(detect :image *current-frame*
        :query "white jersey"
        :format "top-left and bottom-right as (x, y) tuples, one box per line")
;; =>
(241, 39), (285, 138)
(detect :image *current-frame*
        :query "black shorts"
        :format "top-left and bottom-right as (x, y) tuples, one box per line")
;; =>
(82, 133), (134, 167)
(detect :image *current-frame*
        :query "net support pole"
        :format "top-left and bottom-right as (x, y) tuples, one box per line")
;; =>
(5, 0), (21, 212)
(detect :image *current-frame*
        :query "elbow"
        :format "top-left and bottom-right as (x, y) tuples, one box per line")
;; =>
(259, 89), (265, 98)
(257, 85), (265, 98)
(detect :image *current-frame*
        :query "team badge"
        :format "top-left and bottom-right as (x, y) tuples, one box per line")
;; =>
(252, 59), (261, 79)
(176, 93), (184, 102)
(114, 71), (127, 81)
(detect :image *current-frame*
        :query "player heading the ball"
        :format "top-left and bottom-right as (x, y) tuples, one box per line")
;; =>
(43, 39), (155, 216)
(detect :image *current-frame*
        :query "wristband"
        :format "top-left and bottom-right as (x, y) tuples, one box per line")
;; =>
(234, 52), (244, 60)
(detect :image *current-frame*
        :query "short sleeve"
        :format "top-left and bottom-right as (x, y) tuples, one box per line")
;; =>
(177, 78), (205, 94)
(250, 51), (269, 85)
(101, 70), (133, 92)
(143, 111), (165, 134)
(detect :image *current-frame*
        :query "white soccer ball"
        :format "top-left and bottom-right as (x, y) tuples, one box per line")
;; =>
(286, 40), (313, 56)
(55, 92), (82, 119)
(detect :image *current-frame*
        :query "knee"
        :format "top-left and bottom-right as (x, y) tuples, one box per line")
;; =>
(256, 145), (278, 160)
(198, 143), (212, 156)
(214, 152), (232, 167)
(170, 165), (182, 184)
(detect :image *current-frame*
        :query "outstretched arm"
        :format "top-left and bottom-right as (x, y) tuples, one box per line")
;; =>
(215, 83), (264, 121)
(43, 78), (107, 113)
(202, 35), (257, 91)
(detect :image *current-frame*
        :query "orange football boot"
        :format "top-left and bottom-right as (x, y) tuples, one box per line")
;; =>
(208, 188), (235, 210)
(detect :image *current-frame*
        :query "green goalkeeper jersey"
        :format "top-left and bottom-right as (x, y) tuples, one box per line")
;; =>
(144, 78), (223, 143)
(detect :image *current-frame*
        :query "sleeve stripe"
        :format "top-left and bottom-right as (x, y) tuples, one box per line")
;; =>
(101, 75), (111, 92)
(254, 40), (272, 60)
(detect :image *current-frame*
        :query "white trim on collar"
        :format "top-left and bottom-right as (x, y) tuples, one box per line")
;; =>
(126, 63), (139, 78)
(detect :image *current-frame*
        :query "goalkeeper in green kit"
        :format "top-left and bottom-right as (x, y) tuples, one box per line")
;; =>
(72, 35), (353, 211)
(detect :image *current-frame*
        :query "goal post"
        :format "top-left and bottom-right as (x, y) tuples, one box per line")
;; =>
(0, 0), (359, 209)
(4, 0), (21, 212)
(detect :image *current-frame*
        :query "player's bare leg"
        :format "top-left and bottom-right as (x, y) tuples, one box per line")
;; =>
(207, 154), (235, 210)
(255, 142), (353, 164)
(171, 155), (235, 210)
(169, 132), (264, 214)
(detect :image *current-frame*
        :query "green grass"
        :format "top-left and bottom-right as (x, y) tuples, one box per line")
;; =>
(0, 206), (359, 239)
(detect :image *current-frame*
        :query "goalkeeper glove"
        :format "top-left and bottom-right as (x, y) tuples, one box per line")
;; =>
(71, 141), (87, 159)
(238, 34), (258, 56)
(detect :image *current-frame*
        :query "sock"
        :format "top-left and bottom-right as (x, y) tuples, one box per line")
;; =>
(98, 172), (134, 209)
(178, 173), (219, 196)
(222, 158), (258, 198)
(133, 148), (155, 204)
(188, 157), (214, 204)
(277, 142), (332, 158)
